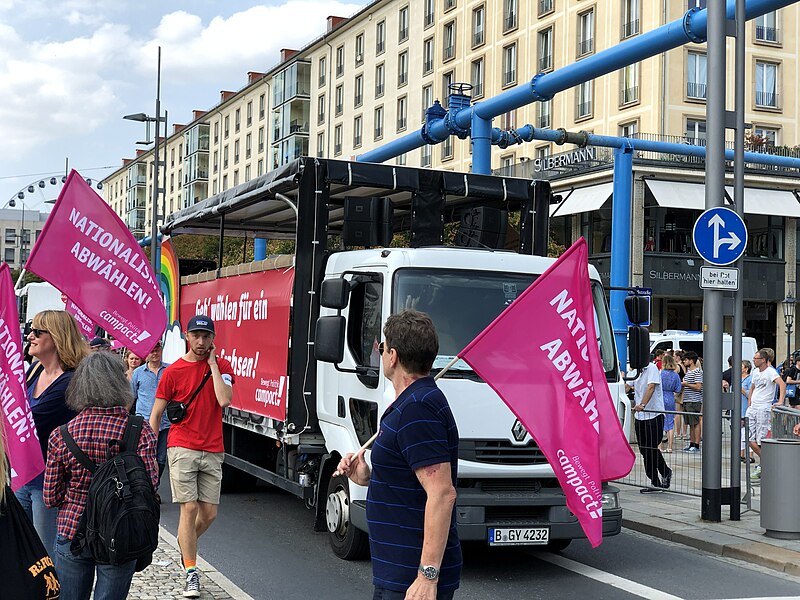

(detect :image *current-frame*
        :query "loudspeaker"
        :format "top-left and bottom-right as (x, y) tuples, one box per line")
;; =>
(456, 207), (508, 249)
(343, 197), (394, 247)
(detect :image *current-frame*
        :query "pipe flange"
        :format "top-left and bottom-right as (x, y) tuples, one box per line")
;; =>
(576, 130), (590, 148)
(530, 72), (553, 102)
(683, 7), (706, 44)
(421, 123), (443, 145)
(444, 111), (470, 139)
(554, 128), (568, 145)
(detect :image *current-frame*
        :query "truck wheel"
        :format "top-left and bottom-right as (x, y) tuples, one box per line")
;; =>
(545, 539), (571, 552)
(221, 463), (258, 493)
(325, 474), (369, 560)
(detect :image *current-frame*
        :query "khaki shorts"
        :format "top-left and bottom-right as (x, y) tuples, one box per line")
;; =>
(683, 401), (703, 427)
(167, 447), (224, 504)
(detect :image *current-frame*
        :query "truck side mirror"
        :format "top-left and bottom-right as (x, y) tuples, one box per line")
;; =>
(624, 295), (650, 325)
(628, 326), (650, 370)
(315, 316), (346, 363)
(320, 278), (350, 310)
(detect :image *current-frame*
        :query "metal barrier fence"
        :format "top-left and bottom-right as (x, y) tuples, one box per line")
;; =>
(771, 405), (800, 439)
(615, 409), (756, 503)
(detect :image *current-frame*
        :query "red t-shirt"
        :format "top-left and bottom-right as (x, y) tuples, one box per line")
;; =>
(156, 356), (235, 452)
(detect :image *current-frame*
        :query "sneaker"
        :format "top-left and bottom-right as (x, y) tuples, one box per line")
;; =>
(640, 487), (663, 494)
(682, 446), (693, 452)
(660, 468), (673, 489)
(183, 571), (200, 598)
(751, 466), (762, 480)
(684, 446), (700, 454)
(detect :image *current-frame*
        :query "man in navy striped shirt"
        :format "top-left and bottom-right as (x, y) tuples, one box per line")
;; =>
(337, 310), (461, 599)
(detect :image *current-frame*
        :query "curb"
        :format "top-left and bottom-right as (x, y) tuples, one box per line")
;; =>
(158, 526), (254, 600)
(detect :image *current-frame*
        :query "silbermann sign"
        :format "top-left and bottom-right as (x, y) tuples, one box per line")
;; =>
(534, 147), (596, 172)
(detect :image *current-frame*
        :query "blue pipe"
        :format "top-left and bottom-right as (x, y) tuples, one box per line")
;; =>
(610, 146), (634, 370)
(254, 237), (267, 260)
(357, 0), (796, 167)
(471, 114), (492, 175)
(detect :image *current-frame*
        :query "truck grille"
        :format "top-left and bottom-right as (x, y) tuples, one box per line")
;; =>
(459, 439), (548, 465)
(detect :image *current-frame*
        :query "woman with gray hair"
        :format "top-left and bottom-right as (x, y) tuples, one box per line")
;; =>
(43, 352), (159, 600)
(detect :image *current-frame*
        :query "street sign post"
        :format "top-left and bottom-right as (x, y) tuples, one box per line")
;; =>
(692, 207), (748, 266)
(700, 266), (739, 291)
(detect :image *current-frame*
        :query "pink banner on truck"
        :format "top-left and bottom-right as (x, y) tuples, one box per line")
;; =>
(460, 238), (634, 548)
(180, 268), (294, 421)
(0, 263), (44, 490)
(25, 170), (165, 358)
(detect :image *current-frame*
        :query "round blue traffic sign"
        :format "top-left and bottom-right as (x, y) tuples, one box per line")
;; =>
(692, 207), (747, 266)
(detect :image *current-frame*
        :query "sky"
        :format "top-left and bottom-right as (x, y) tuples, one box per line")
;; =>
(0, 0), (364, 217)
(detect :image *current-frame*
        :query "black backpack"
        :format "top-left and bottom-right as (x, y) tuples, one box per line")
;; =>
(60, 414), (160, 567)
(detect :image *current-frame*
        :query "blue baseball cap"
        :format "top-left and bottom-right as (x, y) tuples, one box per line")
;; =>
(187, 315), (215, 334)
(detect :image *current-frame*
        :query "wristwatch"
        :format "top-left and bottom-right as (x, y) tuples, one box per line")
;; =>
(419, 565), (440, 581)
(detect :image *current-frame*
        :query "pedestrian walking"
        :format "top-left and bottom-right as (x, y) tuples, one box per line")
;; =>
(17, 310), (89, 554)
(660, 354), (681, 453)
(336, 310), (462, 599)
(673, 350), (688, 440)
(748, 348), (785, 480)
(740, 360), (754, 463)
(44, 351), (159, 600)
(627, 362), (671, 491)
(131, 341), (170, 476)
(149, 316), (234, 598)
(681, 351), (703, 453)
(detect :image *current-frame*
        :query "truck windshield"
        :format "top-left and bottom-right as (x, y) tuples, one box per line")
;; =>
(393, 268), (617, 379)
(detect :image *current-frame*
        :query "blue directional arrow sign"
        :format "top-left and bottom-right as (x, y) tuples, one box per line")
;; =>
(692, 207), (747, 266)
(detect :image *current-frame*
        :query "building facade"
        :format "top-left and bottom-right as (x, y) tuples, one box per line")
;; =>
(0, 208), (48, 270)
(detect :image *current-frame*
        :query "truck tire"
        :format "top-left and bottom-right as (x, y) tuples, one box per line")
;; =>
(221, 462), (258, 493)
(325, 474), (369, 560)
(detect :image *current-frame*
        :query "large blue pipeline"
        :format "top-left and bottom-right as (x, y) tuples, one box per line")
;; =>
(356, 0), (796, 173)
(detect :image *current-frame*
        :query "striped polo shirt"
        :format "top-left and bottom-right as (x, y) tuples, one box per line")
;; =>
(367, 376), (462, 593)
(683, 367), (703, 404)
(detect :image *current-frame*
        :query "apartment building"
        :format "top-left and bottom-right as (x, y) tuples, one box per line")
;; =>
(0, 208), (48, 270)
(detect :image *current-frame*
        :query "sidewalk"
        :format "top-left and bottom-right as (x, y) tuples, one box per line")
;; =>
(619, 482), (800, 577)
(126, 527), (252, 599)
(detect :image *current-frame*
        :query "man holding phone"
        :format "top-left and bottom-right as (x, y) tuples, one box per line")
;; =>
(150, 316), (234, 598)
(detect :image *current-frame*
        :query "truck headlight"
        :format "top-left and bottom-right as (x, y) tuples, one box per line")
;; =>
(601, 491), (619, 509)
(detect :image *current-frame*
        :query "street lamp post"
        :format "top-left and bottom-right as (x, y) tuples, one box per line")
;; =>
(783, 293), (796, 372)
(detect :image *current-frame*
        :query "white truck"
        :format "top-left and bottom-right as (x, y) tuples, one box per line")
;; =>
(162, 158), (638, 557)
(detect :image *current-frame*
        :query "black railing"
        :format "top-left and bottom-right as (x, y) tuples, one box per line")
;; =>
(376, 40), (385, 54)
(687, 82), (707, 99)
(755, 25), (779, 42)
(755, 91), (778, 108)
(445, 0), (456, 9)
(376, 83), (384, 97)
(334, 143), (342, 155)
(472, 31), (484, 47)
(504, 13), (517, 31)
(398, 72), (407, 86)
(397, 117), (407, 131)
(577, 38), (594, 56)
(538, 0), (553, 16)
(374, 126), (383, 139)
(318, 73), (325, 87)
(620, 86), (639, 105)
(443, 46), (455, 60)
(423, 59), (433, 73)
(537, 113), (551, 128)
(503, 70), (516, 85)
(336, 64), (343, 77)
(576, 100), (592, 119)
(399, 27), (409, 41)
(424, 11), (435, 27)
(538, 54), (552, 71)
(335, 103), (343, 116)
(354, 134), (362, 147)
(354, 94), (363, 107)
(472, 83), (483, 97)
(622, 19), (640, 38)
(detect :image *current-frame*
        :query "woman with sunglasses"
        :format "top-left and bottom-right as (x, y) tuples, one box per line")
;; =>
(15, 310), (88, 554)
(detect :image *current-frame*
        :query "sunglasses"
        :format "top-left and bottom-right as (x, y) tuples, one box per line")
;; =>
(31, 328), (49, 338)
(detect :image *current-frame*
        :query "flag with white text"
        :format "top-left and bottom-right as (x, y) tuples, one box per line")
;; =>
(25, 170), (165, 358)
(459, 238), (635, 547)
(0, 263), (44, 490)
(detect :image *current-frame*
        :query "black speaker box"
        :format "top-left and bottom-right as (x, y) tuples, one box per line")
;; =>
(343, 197), (394, 247)
(456, 206), (508, 249)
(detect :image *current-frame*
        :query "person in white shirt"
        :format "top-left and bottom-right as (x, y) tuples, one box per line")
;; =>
(626, 362), (671, 491)
(748, 348), (785, 479)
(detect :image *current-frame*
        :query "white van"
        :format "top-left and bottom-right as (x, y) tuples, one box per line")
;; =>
(650, 330), (760, 370)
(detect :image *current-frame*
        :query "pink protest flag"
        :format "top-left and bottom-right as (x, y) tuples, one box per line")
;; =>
(25, 170), (166, 358)
(0, 263), (45, 490)
(63, 295), (97, 339)
(459, 238), (634, 548)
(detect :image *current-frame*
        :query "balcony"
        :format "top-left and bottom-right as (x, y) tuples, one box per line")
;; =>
(443, 45), (455, 61)
(687, 82), (707, 99)
(577, 38), (594, 56)
(756, 91), (779, 108)
(755, 25), (780, 43)
(620, 86), (639, 105)
(622, 19), (640, 38)
(538, 54), (552, 71)
(503, 13), (517, 32)
(538, 0), (553, 16)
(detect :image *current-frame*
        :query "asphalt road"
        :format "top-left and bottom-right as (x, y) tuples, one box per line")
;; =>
(158, 480), (800, 600)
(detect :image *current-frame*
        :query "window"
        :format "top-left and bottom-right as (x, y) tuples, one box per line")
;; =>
(620, 63), (639, 105)
(355, 74), (364, 107)
(234, 140), (240, 163)
(222, 174), (228, 191)
(423, 38), (435, 74)
(578, 10), (594, 57)
(396, 154), (407, 166)
(247, 101), (253, 126)
(472, 6), (485, 48)
(442, 71), (454, 109)
(223, 145), (229, 168)
(233, 170), (239, 186)
(397, 96), (408, 131)
(753, 126), (778, 147)
(399, 6), (409, 42)
(260, 94), (266, 120)
(503, 0), (517, 32)
(213, 151), (219, 174)
(443, 21), (456, 61)
(258, 159), (264, 176)
(224, 115), (230, 138)
(685, 118), (706, 144)
(336, 45), (345, 77)
(376, 20), (386, 54)
(235, 108), (241, 133)
(619, 120), (639, 138)
(688, 0), (706, 8)
(318, 95), (326, 125)
(335, 84), (344, 116)
(4, 248), (14, 263)
(755, 11), (779, 42)
(441, 135), (453, 160)
(346, 279), (384, 373)
(502, 44), (517, 86)
(316, 133), (325, 158)
(755, 61), (779, 108)
(318, 56), (327, 87)
(355, 33), (365, 66)
(538, 0), (553, 17)
(500, 110), (516, 130)
(622, 0), (640, 38)
(536, 100), (551, 128)
(535, 145), (551, 162)
(245, 165), (251, 182)
(374, 106), (384, 139)
(687, 52), (707, 99)
(334, 124), (343, 155)
(471, 58), (484, 98)
(376, 63), (385, 97)
(576, 81), (593, 119)
(444, 0), (455, 11)
(422, 84), (433, 120)
(258, 127), (265, 152)
(424, 0), (435, 27)
(421, 145), (432, 167)
(538, 27), (553, 72)
(354, 115), (363, 147)
(398, 51), (409, 87)
(214, 122), (219, 144)
(246, 133), (252, 159)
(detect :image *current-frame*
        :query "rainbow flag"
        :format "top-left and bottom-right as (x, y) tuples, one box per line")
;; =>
(160, 237), (180, 327)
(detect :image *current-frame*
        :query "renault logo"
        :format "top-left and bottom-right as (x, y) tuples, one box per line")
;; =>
(511, 419), (528, 442)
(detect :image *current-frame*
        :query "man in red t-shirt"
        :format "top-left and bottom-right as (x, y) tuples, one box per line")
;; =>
(150, 315), (234, 598)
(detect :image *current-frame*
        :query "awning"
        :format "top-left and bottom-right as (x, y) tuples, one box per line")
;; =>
(724, 186), (800, 218)
(550, 182), (613, 217)
(645, 180), (706, 210)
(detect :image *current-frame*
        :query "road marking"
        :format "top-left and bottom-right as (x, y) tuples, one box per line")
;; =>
(535, 552), (683, 600)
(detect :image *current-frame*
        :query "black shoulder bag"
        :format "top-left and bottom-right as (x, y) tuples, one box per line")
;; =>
(166, 370), (212, 424)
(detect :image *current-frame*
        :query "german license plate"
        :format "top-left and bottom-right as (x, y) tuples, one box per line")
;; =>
(488, 527), (549, 546)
